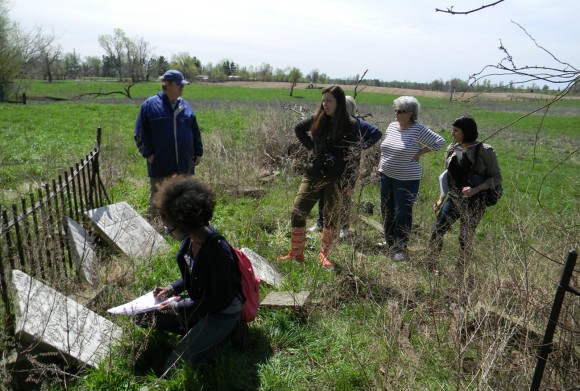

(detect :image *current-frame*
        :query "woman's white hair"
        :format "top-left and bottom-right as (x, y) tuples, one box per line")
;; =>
(393, 96), (420, 121)
(345, 95), (356, 117)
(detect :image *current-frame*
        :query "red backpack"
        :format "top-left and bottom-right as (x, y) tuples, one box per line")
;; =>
(232, 248), (260, 322)
(211, 234), (260, 322)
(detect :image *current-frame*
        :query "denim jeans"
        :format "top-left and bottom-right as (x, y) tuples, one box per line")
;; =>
(379, 173), (420, 253)
(429, 193), (486, 269)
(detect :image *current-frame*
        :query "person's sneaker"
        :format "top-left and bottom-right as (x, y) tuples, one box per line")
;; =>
(393, 252), (406, 262)
(308, 224), (322, 232)
(339, 229), (349, 239)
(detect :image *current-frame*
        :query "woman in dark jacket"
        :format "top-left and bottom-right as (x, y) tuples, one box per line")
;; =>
(429, 116), (502, 274)
(277, 85), (361, 267)
(136, 176), (242, 375)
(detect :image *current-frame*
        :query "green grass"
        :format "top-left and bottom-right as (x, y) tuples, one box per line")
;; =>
(1, 82), (579, 390)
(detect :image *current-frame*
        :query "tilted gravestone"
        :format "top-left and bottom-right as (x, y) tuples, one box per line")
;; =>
(240, 247), (282, 287)
(11, 270), (122, 368)
(65, 217), (98, 286)
(85, 201), (169, 259)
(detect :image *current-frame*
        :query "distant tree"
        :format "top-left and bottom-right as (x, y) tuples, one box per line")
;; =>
(40, 43), (62, 82)
(258, 62), (273, 81)
(288, 67), (302, 96)
(98, 28), (127, 80)
(0, 0), (57, 100)
(274, 68), (287, 82)
(156, 55), (169, 76)
(125, 36), (151, 82)
(308, 69), (320, 84)
(171, 52), (201, 80)
(432, 79), (445, 91)
(101, 55), (116, 78)
(84, 55), (102, 77)
(222, 59), (237, 76)
(64, 51), (81, 79)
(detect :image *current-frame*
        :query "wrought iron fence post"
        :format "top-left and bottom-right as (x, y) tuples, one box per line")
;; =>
(530, 249), (578, 391)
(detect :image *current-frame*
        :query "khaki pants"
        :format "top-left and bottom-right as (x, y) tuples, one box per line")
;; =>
(291, 176), (345, 230)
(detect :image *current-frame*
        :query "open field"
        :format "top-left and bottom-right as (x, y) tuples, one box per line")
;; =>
(0, 80), (578, 390)
(222, 80), (580, 102)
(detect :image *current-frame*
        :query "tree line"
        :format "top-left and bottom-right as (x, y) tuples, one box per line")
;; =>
(1, 0), (576, 102)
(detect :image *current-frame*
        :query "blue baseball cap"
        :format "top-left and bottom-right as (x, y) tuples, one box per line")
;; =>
(161, 70), (190, 85)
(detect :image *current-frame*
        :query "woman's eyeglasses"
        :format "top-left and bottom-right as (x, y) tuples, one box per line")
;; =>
(164, 225), (177, 235)
(395, 110), (407, 114)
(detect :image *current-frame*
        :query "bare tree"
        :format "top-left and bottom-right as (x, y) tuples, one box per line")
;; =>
(0, 0), (57, 100)
(125, 36), (151, 82)
(288, 67), (302, 97)
(98, 28), (127, 81)
(41, 43), (62, 82)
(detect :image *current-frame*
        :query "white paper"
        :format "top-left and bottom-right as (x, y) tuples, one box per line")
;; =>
(439, 169), (449, 196)
(107, 291), (179, 315)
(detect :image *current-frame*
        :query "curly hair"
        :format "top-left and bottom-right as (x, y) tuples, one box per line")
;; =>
(152, 176), (216, 233)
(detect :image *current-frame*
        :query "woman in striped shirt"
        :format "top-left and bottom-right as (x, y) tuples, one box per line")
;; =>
(378, 96), (445, 261)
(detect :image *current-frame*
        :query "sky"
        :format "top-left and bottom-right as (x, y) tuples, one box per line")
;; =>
(7, 0), (580, 85)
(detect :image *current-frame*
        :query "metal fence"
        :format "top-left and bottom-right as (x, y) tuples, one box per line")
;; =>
(0, 127), (108, 336)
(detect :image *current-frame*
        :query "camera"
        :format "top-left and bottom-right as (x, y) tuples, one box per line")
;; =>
(323, 152), (337, 167)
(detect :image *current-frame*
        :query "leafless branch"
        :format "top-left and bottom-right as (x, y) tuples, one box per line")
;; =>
(511, 21), (578, 72)
(452, 21), (579, 103)
(75, 81), (139, 99)
(435, 0), (505, 15)
(353, 69), (368, 99)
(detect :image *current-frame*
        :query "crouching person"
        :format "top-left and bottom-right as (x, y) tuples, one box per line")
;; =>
(134, 176), (243, 376)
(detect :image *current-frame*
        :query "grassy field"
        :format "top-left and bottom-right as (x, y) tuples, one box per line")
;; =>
(0, 80), (579, 390)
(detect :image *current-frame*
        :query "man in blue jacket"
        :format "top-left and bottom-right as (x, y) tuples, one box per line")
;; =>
(134, 70), (204, 213)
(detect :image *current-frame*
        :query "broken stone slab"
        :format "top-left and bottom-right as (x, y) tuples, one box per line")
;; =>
(358, 214), (383, 233)
(65, 217), (98, 286)
(85, 201), (169, 259)
(240, 248), (282, 287)
(11, 270), (122, 368)
(260, 291), (311, 308)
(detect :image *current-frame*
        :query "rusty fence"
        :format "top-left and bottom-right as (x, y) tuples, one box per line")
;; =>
(0, 127), (109, 336)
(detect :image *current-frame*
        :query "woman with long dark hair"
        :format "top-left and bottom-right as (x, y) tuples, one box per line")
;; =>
(278, 85), (361, 267)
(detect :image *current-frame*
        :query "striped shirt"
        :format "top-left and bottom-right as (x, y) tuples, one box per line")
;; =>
(378, 121), (445, 181)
